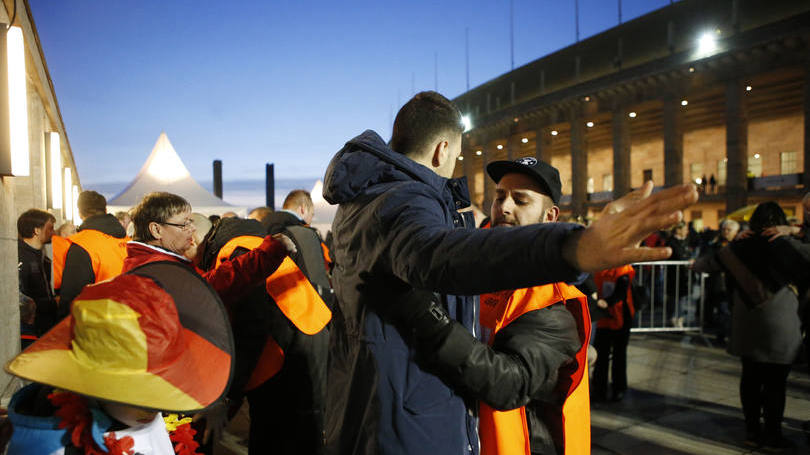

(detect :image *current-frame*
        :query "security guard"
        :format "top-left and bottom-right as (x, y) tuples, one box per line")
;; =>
(479, 157), (591, 455)
(58, 191), (128, 316)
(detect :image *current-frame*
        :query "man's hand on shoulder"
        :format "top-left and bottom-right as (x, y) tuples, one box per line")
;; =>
(562, 181), (698, 273)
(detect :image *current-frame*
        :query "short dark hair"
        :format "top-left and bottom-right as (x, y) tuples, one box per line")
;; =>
(282, 190), (313, 212)
(17, 209), (55, 239)
(77, 190), (107, 218)
(389, 91), (464, 158)
(749, 202), (788, 234)
(130, 192), (191, 242)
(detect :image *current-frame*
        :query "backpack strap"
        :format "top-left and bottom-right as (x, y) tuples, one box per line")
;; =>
(284, 225), (334, 306)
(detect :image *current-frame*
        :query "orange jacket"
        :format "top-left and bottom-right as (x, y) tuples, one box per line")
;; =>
(594, 264), (635, 330)
(68, 229), (129, 283)
(479, 282), (591, 455)
(51, 235), (71, 292)
(215, 235), (331, 390)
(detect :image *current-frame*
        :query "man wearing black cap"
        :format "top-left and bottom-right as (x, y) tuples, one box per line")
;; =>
(477, 157), (592, 455)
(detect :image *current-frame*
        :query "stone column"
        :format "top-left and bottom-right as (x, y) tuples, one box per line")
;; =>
(663, 96), (684, 188)
(570, 116), (588, 218)
(612, 107), (632, 198)
(726, 80), (748, 211)
(535, 127), (552, 163)
(482, 144), (494, 211)
(804, 67), (810, 190)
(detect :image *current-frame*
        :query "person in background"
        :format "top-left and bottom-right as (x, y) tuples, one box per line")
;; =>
(700, 219), (740, 346)
(114, 210), (131, 231)
(18, 294), (37, 350)
(221, 211), (238, 219)
(247, 206), (274, 229)
(55, 222), (76, 237)
(59, 191), (129, 316)
(694, 202), (810, 451)
(667, 222), (694, 328)
(263, 190), (314, 234)
(17, 209), (57, 336)
(591, 264), (635, 403)
(760, 192), (809, 244)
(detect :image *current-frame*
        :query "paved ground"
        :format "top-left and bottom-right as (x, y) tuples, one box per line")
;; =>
(216, 333), (810, 454)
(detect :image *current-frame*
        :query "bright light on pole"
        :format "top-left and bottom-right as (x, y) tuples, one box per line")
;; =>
(461, 115), (472, 132)
(697, 31), (717, 56)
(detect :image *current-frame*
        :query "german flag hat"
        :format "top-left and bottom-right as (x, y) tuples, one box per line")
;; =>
(6, 261), (234, 413)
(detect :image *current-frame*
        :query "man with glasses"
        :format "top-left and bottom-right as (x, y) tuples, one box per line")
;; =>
(122, 191), (296, 308)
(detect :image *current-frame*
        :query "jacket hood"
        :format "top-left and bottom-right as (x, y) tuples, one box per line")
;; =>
(79, 213), (127, 238)
(323, 130), (453, 205)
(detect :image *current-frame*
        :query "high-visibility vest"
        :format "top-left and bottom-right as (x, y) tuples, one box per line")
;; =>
(68, 230), (129, 283)
(594, 264), (636, 330)
(215, 235), (332, 390)
(479, 282), (592, 455)
(51, 235), (71, 292)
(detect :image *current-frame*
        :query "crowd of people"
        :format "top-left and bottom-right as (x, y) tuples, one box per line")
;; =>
(1, 91), (808, 455)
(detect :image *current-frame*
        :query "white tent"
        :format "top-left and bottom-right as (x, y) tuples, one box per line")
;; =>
(309, 179), (337, 237)
(107, 133), (246, 216)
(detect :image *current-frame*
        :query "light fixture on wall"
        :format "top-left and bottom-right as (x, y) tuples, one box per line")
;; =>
(475, 150), (482, 156)
(551, 130), (558, 136)
(49, 132), (61, 208)
(0, 26), (29, 176)
(64, 168), (72, 221)
(457, 155), (464, 161)
(521, 137), (528, 143)
(496, 144), (503, 150)
(72, 185), (80, 224)
(628, 112), (637, 118)
(586, 121), (594, 128)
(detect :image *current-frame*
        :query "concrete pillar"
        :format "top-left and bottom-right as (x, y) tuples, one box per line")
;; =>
(570, 116), (588, 218)
(507, 134), (522, 161)
(483, 144), (494, 211)
(663, 96), (684, 188)
(804, 68), (810, 190)
(0, 177), (18, 398)
(612, 107), (632, 198)
(726, 80), (749, 211)
(535, 127), (552, 164)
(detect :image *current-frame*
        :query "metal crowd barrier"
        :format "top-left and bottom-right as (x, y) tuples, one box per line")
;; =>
(630, 261), (708, 334)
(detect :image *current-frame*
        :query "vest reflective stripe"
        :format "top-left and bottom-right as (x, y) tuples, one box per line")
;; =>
(215, 236), (332, 389)
(479, 283), (591, 455)
(68, 230), (129, 283)
(51, 235), (71, 290)
(594, 264), (636, 330)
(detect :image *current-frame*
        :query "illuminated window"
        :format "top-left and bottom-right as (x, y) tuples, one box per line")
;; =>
(780, 151), (797, 174)
(690, 163), (704, 183)
(586, 177), (594, 194)
(748, 154), (762, 177)
(602, 174), (613, 192)
(717, 159), (727, 185)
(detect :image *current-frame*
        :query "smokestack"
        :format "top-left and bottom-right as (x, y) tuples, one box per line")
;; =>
(266, 163), (275, 210)
(213, 160), (223, 199)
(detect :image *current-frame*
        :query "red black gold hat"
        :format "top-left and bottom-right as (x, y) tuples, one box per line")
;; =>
(6, 261), (234, 413)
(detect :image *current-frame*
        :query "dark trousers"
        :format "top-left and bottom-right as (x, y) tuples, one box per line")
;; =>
(740, 358), (792, 437)
(593, 325), (631, 398)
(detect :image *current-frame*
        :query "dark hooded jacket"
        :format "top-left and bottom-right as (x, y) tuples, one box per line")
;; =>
(322, 130), (583, 455)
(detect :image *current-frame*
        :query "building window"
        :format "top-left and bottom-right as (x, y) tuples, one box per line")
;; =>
(587, 177), (594, 194)
(643, 169), (653, 182)
(690, 163), (704, 184)
(690, 210), (702, 221)
(717, 159), (727, 185)
(602, 174), (613, 192)
(781, 151), (797, 174)
(748, 155), (762, 177)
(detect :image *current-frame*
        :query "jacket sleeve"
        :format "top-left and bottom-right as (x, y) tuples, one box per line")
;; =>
(426, 305), (580, 410)
(203, 235), (288, 306)
(378, 188), (583, 295)
(59, 243), (95, 317)
(604, 275), (630, 306)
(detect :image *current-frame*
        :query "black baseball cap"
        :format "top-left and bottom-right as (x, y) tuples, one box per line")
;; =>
(486, 157), (562, 204)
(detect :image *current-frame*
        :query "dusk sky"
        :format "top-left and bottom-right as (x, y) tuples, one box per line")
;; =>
(30, 0), (672, 189)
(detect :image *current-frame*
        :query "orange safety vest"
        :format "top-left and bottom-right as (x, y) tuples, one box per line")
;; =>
(68, 230), (129, 284)
(479, 283), (591, 455)
(594, 265), (635, 330)
(215, 236), (332, 390)
(51, 235), (71, 292)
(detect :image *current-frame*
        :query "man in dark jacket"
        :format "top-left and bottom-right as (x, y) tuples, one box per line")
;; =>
(323, 91), (698, 455)
(263, 189), (314, 234)
(59, 191), (129, 316)
(17, 209), (56, 336)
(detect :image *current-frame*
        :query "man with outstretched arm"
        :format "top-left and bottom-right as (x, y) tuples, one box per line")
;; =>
(323, 91), (697, 455)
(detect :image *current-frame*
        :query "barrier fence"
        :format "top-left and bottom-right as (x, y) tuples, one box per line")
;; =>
(630, 261), (708, 334)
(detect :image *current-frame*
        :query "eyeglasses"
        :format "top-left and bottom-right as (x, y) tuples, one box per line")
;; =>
(159, 220), (195, 231)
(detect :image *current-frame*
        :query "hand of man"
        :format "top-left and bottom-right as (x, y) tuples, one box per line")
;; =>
(562, 181), (698, 273)
(271, 233), (297, 255)
(762, 225), (800, 242)
(192, 399), (229, 444)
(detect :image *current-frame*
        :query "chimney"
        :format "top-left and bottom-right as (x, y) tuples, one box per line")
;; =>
(213, 160), (223, 199)
(265, 163), (275, 210)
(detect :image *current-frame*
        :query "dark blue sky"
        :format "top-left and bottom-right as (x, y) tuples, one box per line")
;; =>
(30, 0), (671, 186)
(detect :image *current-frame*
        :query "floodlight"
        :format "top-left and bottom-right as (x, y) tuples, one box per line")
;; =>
(461, 115), (472, 132)
(697, 32), (717, 56)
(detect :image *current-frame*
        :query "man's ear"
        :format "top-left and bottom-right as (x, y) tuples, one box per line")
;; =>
(148, 221), (162, 240)
(431, 140), (449, 169)
(545, 206), (560, 223)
